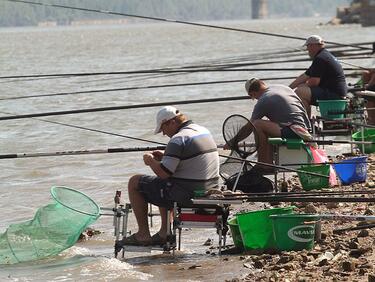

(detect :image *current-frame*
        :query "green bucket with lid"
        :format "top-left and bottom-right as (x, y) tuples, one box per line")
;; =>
(270, 214), (319, 251)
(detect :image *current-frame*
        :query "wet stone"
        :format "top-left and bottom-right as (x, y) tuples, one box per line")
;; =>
(305, 203), (318, 214)
(320, 232), (328, 240)
(349, 248), (371, 258)
(359, 268), (367, 276)
(349, 241), (360, 249)
(253, 260), (264, 269)
(358, 230), (370, 238)
(364, 209), (374, 215)
(318, 258), (329, 266)
(277, 255), (293, 264)
(342, 260), (355, 272)
(368, 273), (375, 282)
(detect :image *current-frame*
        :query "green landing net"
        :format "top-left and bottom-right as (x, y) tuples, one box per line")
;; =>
(0, 186), (100, 264)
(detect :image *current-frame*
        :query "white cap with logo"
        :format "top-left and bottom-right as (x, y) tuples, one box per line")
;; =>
(154, 106), (180, 134)
(303, 35), (324, 46)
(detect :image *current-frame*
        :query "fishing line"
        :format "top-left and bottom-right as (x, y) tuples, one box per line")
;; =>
(4, 0), (373, 51)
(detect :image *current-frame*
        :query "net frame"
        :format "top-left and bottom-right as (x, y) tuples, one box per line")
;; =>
(222, 114), (259, 158)
(51, 186), (100, 217)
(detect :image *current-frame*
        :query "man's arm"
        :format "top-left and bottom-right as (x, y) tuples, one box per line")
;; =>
(289, 73), (309, 89)
(306, 77), (320, 87)
(224, 121), (253, 149)
(143, 153), (170, 179)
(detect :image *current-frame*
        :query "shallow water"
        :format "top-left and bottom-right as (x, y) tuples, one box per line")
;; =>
(0, 17), (374, 281)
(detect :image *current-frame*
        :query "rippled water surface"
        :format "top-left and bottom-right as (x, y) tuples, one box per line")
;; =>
(0, 17), (374, 281)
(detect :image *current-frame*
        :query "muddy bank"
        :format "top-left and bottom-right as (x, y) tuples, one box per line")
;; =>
(227, 153), (375, 282)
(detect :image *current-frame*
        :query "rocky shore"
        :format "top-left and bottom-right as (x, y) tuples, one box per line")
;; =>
(228, 153), (375, 282)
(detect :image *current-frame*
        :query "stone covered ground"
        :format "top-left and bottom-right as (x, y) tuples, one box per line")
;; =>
(225, 153), (375, 282)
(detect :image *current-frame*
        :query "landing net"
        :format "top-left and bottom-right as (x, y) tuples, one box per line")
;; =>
(0, 186), (100, 264)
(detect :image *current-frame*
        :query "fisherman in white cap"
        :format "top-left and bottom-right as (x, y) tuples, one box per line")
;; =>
(118, 106), (219, 247)
(289, 35), (347, 117)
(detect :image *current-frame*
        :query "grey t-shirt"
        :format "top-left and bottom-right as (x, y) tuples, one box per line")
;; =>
(251, 84), (311, 130)
(161, 121), (220, 191)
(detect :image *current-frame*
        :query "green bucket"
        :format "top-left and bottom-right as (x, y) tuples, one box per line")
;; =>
(236, 207), (294, 251)
(297, 164), (330, 191)
(317, 99), (347, 119)
(228, 218), (243, 249)
(352, 129), (375, 154)
(270, 214), (319, 251)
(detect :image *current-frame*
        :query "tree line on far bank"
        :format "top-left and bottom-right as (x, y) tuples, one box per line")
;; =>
(0, 0), (351, 27)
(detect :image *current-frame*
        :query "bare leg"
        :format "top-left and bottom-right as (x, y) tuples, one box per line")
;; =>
(157, 207), (168, 239)
(252, 119), (282, 165)
(295, 85), (312, 118)
(127, 175), (152, 242)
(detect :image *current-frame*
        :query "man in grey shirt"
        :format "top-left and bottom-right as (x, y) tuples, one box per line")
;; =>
(245, 78), (311, 172)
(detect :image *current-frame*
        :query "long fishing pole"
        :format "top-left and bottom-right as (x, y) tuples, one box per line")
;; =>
(0, 64), (364, 81)
(0, 77), (296, 101)
(0, 146), (328, 178)
(234, 190), (375, 197)
(334, 223), (375, 233)
(220, 154), (329, 178)
(5, 0), (373, 51)
(0, 95), (251, 121)
(0, 146), (167, 159)
(195, 195), (375, 203)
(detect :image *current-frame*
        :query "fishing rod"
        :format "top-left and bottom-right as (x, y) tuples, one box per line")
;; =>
(0, 77), (297, 101)
(0, 60), (365, 81)
(0, 146), (328, 178)
(0, 146), (168, 159)
(282, 160), (374, 167)
(319, 213), (375, 222)
(310, 139), (375, 146)
(316, 116), (375, 129)
(339, 60), (372, 71)
(0, 95), (251, 121)
(5, 0), (373, 51)
(334, 223), (375, 233)
(233, 190), (375, 197)
(0, 69), (362, 101)
(220, 154), (329, 178)
(202, 195), (375, 203)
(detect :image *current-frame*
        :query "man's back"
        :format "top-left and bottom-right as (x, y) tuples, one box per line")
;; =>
(162, 122), (220, 191)
(251, 84), (311, 129)
(306, 48), (347, 97)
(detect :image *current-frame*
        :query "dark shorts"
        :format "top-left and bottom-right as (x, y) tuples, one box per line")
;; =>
(310, 86), (343, 106)
(281, 126), (300, 139)
(138, 175), (194, 208)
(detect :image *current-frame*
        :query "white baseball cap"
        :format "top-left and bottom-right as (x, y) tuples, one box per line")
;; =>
(154, 106), (180, 134)
(303, 35), (324, 46)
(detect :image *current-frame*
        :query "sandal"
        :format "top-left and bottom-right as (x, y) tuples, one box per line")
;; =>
(118, 234), (151, 246)
(150, 233), (167, 246)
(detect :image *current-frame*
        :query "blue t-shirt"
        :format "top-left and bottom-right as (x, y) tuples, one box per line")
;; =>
(305, 48), (347, 97)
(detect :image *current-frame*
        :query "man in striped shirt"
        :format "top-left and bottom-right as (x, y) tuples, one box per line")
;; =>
(120, 106), (219, 246)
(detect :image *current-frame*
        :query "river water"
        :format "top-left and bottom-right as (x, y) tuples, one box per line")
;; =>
(0, 17), (374, 281)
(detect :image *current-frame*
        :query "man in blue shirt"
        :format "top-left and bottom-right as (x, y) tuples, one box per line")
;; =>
(289, 35), (347, 118)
